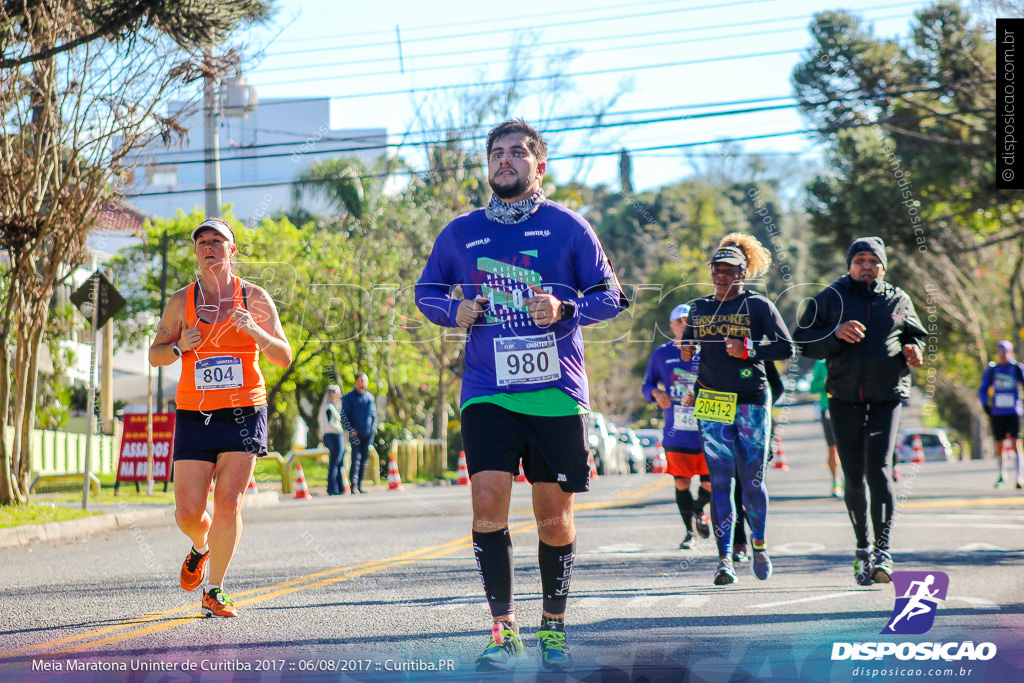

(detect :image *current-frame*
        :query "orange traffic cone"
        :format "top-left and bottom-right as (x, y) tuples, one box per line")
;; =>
(587, 451), (599, 480)
(652, 452), (667, 474)
(387, 452), (404, 490)
(456, 451), (472, 485)
(515, 459), (527, 483)
(911, 434), (926, 464)
(339, 461), (351, 494)
(246, 477), (257, 493)
(209, 476), (216, 494)
(293, 463), (312, 500)
(772, 434), (790, 470)
(1003, 437), (1015, 468)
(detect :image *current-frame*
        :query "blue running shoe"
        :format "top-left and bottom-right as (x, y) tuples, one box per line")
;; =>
(752, 547), (772, 580)
(536, 618), (573, 672)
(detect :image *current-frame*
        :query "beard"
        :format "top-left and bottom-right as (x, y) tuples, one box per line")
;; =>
(489, 171), (530, 200)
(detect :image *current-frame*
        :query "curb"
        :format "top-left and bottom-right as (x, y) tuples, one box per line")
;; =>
(0, 490), (280, 549)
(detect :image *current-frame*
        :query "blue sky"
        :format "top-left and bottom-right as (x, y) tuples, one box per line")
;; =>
(237, 0), (941, 193)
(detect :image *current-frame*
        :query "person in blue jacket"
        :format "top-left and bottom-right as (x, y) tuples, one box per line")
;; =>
(979, 340), (1024, 488)
(341, 373), (377, 494)
(415, 119), (627, 672)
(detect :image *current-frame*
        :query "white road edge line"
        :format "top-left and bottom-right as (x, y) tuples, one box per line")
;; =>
(750, 591), (863, 609)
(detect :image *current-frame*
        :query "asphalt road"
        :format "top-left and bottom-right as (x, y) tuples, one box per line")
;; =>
(2, 402), (1023, 683)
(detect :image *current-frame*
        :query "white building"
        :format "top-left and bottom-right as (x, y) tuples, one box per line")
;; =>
(127, 97), (387, 222)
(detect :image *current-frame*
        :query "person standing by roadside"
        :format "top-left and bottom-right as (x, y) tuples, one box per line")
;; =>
(150, 218), (292, 617)
(642, 303), (713, 549)
(341, 373), (377, 494)
(319, 385), (346, 495)
(679, 234), (795, 586)
(979, 340), (1024, 489)
(810, 358), (843, 497)
(415, 119), (627, 671)
(794, 236), (925, 586)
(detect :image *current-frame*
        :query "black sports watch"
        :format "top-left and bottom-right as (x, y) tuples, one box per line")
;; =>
(172, 342), (182, 358)
(558, 300), (577, 322)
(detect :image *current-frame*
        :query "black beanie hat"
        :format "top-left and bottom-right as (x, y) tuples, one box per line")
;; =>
(846, 236), (887, 270)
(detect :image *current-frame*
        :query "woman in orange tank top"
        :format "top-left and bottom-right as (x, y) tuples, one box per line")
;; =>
(149, 218), (291, 617)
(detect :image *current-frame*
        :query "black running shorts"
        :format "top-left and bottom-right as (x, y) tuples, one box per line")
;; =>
(460, 402), (590, 493)
(173, 405), (269, 463)
(991, 413), (1021, 441)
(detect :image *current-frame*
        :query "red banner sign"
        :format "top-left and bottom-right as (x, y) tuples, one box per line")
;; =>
(116, 412), (175, 482)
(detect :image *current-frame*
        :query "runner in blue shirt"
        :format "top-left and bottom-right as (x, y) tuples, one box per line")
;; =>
(642, 303), (713, 549)
(979, 340), (1024, 488)
(415, 119), (627, 672)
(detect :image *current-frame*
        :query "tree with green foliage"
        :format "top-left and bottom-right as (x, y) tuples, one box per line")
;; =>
(792, 1), (1013, 453)
(0, 0), (271, 505)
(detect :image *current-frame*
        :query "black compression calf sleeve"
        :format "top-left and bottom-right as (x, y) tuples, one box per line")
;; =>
(695, 485), (711, 515)
(539, 539), (576, 616)
(473, 528), (515, 619)
(675, 487), (695, 530)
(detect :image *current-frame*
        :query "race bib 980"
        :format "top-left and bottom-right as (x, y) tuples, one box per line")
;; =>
(194, 356), (244, 391)
(494, 333), (561, 387)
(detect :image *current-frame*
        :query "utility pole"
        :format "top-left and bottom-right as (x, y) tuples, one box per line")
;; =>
(203, 52), (222, 217)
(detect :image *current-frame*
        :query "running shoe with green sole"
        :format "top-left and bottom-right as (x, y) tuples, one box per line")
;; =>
(536, 619), (573, 672)
(854, 548), (873, 586)
(202, 587), (238, 618)
(475, 621), (523, 671)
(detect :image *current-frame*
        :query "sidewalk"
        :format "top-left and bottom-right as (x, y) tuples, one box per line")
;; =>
(0, 490), (280, 549)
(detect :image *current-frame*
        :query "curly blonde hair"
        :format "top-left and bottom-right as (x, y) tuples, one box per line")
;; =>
(716, 233), (771, 278)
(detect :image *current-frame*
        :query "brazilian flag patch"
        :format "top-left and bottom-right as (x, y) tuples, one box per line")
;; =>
(739, 368), (753, 379)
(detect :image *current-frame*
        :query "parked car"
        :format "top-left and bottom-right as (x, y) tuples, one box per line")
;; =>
(587, 412), (626, 475)
(617, 427), (646, 474)
(634, 428), (667, 473)
(895, 428), (954, 463)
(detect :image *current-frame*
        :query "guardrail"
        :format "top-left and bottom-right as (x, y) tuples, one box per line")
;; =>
(30, 472), (101, 495)
(391, 439), (446, 480)
(5, 425), (118, 477)
(274, 445), (380, 494)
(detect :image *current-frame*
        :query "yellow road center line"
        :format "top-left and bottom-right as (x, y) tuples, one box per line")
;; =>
(6, 483), (657, 658)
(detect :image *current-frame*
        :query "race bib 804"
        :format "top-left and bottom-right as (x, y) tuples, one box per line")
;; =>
(194, 356), (244, 391)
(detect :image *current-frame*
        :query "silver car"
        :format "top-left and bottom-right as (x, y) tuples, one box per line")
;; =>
(617, 427), (647, 474)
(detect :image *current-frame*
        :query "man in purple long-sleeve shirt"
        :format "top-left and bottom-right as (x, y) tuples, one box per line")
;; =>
(415, 119), (626, 672)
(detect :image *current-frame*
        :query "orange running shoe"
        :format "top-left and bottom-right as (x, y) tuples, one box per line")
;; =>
(202, 588), (238, 618)
(179, 547), (209, 591)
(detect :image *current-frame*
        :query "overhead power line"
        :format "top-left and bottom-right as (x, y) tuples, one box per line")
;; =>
(125, 108), (987, 199)
(256, 7), (918, 76)
(134, 82), (968, 165)
(263, 0), (780, 57)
